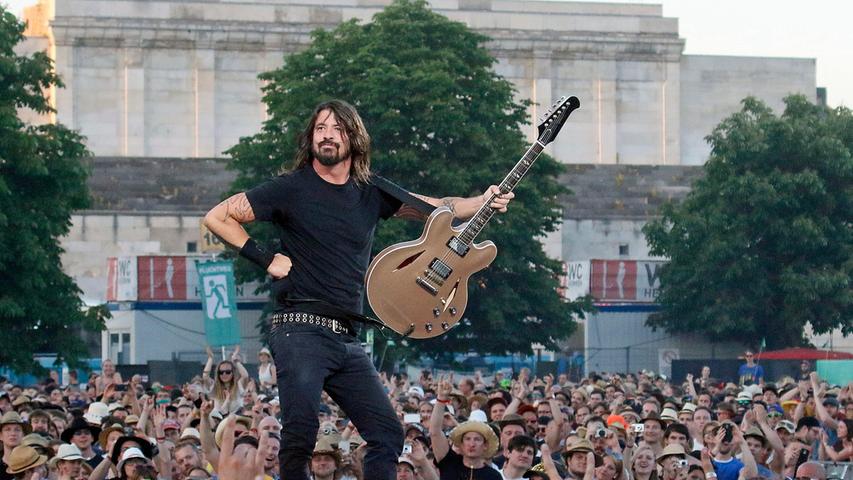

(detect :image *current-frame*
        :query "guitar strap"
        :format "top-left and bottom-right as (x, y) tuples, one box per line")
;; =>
(370, 174), (437, 216)
(276, 175), (431, 337)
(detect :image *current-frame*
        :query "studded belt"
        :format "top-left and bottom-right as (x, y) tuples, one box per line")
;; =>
(270, 312), (354, 336)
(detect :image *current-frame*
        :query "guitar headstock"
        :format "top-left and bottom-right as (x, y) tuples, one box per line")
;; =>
(537, 95), (580, 145)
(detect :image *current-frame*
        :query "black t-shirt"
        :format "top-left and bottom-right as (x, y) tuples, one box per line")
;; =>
(245, 166), (401, 314)
(436, 449), (502, 480)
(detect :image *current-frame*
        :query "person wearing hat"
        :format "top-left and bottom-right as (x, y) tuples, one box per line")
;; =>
(499, 435), (536, 480)
(396, 455), (422, 480)
(743, 426), (780, 479)
(256, 347), (276, 393)
(60, 417), (102, 469)
(522, 462), (550, 480)
(161, 419), (182, 444)
(657, 444), (687, 480)
(774, 420), (796, 445)
(115, 447), (154, 480)
(310, 436), (340, 480)
(431, 376), (500, 480)
(639, 412), (665, 455)
(50, 444), (84, 480)
(5, 445), (47, 480)
(2, 412), (31, 480)
(486, 397), (508, 422)
(563, 439), (603, 480)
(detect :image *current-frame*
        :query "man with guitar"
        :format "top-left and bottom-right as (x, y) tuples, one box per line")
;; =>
(203, 99), (513, 480)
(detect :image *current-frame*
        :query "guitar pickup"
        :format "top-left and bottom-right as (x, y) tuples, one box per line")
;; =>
(429, 258), (452, 280)
(416, 277), (438, 296)
(446, 237), (469, 257)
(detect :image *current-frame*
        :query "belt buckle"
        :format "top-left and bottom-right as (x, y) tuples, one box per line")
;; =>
(331, 321), (343, 334)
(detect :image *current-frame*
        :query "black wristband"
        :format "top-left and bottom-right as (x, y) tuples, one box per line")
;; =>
(239, 238), (275, 270)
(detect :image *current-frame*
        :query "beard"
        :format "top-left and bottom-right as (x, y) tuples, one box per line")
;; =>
(313, 142), (348, 166)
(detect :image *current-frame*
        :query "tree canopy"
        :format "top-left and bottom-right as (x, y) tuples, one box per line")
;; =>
(0, 9), (108, 372)
(226, 0), (591, 358)
(643, 95), (852, 349)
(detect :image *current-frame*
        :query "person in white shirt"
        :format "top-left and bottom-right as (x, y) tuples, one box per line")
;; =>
(500, 435), (536, 480)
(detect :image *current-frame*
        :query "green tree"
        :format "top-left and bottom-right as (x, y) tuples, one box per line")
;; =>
(643, 95), (852, 349)
(226, 0), (591, 358)
(0, 9), (108, 373)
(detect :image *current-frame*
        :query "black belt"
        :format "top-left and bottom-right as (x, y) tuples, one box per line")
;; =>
(270, 312), (354, 336)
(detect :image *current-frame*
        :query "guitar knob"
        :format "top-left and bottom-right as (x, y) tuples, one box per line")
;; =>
(441, 322), (450, 330)
(449, 307), (457, 316)
(425, 323), (433, 332)
(433, 308), (441, 317)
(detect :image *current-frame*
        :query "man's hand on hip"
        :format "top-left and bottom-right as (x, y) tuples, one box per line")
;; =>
(267, 254), (292, 279)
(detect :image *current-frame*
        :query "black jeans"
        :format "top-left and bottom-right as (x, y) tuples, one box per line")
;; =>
(269, 321), (403, 480)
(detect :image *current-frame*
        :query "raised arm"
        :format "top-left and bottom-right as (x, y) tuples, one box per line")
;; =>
(429, 376), (453, 462)
(395, 186), (514, 222)
(810, 372), (838, 430)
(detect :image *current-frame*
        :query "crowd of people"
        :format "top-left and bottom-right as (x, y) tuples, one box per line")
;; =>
(0, 352), (851, 480)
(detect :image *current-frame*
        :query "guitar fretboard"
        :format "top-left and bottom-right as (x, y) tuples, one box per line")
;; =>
(457, 141), (545, 245)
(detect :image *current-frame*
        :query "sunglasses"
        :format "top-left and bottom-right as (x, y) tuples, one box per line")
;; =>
(218, 370), (233, 375)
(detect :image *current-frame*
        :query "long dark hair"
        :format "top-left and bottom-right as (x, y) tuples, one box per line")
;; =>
(292, 99), (371, 184)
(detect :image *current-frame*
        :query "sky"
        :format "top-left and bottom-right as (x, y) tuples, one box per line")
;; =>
(4, 0), (851, 107)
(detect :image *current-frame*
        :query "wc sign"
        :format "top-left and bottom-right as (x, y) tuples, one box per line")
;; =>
(561, 261), (590, 300)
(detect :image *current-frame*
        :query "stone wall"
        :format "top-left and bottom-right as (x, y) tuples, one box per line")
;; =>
(64, 156), (703, 303)
(20, 0), (815, 165)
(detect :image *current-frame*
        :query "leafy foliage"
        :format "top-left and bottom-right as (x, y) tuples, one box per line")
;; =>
(0, 8), (108, 373)
(643, 95), (853, 349)
(226, 0), (591, 358)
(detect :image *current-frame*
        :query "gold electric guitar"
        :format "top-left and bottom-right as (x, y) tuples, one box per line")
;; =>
(365, 95), (580, 338)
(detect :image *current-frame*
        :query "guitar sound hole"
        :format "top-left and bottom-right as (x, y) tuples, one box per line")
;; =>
(394, 250), (425, 271)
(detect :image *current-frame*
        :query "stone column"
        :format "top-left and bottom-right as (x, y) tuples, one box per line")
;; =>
(123, 48), (145, 156)
(194, 49), (216, 157)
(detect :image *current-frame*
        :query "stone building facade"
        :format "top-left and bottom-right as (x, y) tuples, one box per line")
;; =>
(23, 0), (815, 166)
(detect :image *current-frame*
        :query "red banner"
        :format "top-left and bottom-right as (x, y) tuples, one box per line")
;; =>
(137, 256), (187, 300)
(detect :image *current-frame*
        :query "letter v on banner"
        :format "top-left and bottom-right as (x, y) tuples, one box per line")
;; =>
(196, 260), (241, 347)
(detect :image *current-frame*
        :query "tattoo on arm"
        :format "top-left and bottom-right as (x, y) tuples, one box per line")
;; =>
(441, 198), (456, 217)
(220, 193), (255, 223)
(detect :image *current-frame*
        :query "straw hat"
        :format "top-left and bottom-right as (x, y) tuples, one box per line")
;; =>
(5, 446), (47, 474)
(99, 424), (126, 450)
(0, 411), (32, 434)
(312, 436), (341, 465)
(116, 447), (148, 472)
(563, 439), (603, 466)
(449, 420), (500, 458)
(660, 408), (679, 423)
(213, 415), (253, 447)
(84, 402), (110, 426)
(49, 444), (84, 468)
(656, 444), (687, 465)
(21, 434), (50, 450)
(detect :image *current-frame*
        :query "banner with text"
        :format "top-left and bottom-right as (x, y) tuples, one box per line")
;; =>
(106, 255), (266, 302)
(196, 260), (241, 347)
(588, 260), (664, 303)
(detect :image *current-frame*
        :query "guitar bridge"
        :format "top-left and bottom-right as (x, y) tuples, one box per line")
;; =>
(416, 277), (438, 296)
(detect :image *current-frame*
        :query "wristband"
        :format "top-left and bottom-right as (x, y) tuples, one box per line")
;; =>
(705, 473), (717, 479)
(436, 398), (450, 404)
(240, 238), (275, 270)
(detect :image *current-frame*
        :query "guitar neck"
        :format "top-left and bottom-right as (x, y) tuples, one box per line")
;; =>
(457, 140), (546, 245)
